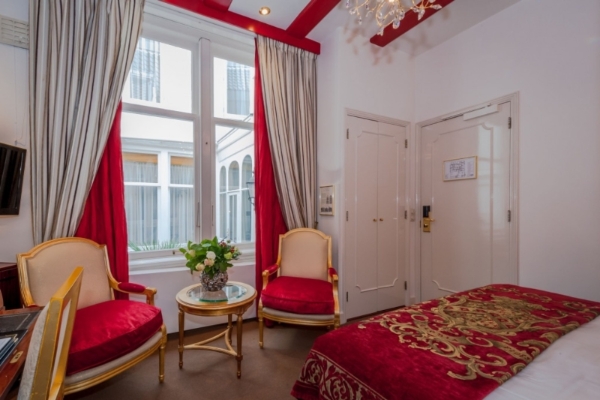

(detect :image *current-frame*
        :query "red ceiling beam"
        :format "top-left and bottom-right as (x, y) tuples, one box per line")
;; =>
(286, 0), (340, 39)
(161, 0), (321, 54)
(370, 0), (455, 47)
(203, 0), (233, 13)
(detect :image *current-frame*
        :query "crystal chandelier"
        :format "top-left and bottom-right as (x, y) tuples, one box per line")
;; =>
(346, 0), (443, 36)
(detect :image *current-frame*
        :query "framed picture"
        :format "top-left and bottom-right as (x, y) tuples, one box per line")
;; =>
(443, 156), (478, 181)
(319, 185), (335, 216)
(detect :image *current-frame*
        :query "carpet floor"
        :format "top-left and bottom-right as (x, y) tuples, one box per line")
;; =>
(67, 321), (326, 400)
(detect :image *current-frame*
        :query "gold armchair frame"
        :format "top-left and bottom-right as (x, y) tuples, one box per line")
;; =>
(258, 228), (340, 348)
(19, 267), (83, 400)
(17, 237), (167, 395)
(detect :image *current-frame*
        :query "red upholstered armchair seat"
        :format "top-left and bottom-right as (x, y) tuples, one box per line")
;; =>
(67, 300), (163, 375)
(261, 276), (334, 315)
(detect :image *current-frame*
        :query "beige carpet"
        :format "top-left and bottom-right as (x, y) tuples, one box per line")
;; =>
(67, 321), (326, 400)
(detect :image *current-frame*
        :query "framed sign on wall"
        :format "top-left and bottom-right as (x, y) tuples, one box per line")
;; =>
(443, 156), (478, 181)
(319, 185), (335, 216)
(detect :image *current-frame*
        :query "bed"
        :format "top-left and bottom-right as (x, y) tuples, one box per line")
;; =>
(291, 284), (600, 400)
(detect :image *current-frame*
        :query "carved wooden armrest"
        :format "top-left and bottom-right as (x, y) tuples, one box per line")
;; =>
(110, 280), (157, 306)
(328, 267), (338, 283)
(262, 264), (280, 290)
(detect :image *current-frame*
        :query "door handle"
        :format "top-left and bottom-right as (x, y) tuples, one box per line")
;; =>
(423, 206), (433, 232)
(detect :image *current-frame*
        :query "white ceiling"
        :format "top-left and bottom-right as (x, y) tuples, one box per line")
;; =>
(229, 0), (311, 31)
(230, 0), (521, 56)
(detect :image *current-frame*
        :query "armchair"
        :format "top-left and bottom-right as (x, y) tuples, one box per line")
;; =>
(258, 228), (340, 348)
(17, 238), (167, 394)
(18, 267), (83, 400)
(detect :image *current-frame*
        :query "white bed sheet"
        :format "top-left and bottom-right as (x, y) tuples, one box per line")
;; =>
(486, 316), (600, 400)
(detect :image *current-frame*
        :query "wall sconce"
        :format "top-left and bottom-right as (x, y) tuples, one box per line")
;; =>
(247, 172), (255, 207)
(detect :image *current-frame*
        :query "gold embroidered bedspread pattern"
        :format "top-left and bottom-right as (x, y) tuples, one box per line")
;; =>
(292, 284), (600, 400)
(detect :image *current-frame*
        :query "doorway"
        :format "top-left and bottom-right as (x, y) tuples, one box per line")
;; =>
(417, 95), (519, 301)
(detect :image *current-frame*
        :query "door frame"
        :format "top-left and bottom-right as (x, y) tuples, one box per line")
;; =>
(413, 93), (520, 303)
(341, 109), (411, 320)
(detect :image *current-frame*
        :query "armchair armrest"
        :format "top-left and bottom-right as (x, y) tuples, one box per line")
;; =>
(328, 267), (338, 283)
(109, 280), (157, 306)
(261, 264), (280, 290)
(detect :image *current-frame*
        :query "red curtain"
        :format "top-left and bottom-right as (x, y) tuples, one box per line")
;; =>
(254, 43), (287, 303)
(76, 103), (129, 300)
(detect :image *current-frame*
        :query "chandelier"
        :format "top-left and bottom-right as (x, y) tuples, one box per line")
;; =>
(346, 0), (443, 36)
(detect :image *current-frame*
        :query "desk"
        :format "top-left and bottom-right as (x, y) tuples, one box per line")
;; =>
(0, 307), (41, 400)
(176, 282), (256, 378)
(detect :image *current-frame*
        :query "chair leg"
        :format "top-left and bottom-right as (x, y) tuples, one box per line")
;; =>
(159, 327), (166, 383)
(258, 314), (264, 349)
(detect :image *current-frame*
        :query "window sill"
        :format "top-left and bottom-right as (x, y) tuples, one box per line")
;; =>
(129, 247), (255, 274)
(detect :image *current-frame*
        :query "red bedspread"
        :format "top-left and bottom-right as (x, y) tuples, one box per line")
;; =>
(291, 284), (600, 400)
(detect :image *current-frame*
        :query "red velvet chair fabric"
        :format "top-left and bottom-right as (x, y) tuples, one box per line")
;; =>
(261, 276), (334, 315)
(67, 300), (163, 375)
(118, 282), (146, 293)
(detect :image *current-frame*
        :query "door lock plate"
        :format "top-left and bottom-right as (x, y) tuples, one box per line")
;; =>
(423, 217), (431, 232)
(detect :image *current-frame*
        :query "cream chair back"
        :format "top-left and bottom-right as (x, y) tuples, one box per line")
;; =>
(18, 238), (112, 309)
(279, 229), (331, 281)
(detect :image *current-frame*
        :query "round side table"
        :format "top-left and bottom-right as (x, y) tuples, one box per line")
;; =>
(176, 281), (256, 378)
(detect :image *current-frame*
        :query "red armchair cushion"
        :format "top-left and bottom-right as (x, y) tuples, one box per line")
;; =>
(261, 276), (334, 315)
(67, 300), (163, 375)
(118, 282), (146, 293)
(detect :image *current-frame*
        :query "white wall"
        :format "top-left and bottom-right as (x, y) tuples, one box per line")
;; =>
(414, 0), (600, 301)
(0, 0), (33, 262)
(316, 27), (414, 320)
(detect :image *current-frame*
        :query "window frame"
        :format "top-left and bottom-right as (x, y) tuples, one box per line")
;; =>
(124, 17), (256, 271)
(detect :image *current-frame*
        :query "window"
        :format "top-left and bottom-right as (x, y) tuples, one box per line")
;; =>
(130, 38), (161, 102)
(121, 29), (255, 265)
(226, 61), (251, 115)
(121, 113), (194, 251)
(214, 57), (255, 245)
(123, 152), (158, 248)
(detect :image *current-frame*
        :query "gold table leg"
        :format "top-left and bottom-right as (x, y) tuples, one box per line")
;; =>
(227, 314), (232, 345)
(236, 313), (243, 378)
(178, 309), (184, 369)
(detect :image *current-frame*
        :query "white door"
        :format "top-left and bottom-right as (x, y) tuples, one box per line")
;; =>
(420, 102), (515, 301)
(345, 116), (407, 319)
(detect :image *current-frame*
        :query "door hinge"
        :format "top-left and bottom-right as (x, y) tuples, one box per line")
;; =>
(346, 128), (349, 139)
(508, 117), (512, 129)
(508, 210), (512, 222)
(346, 211), (349, 221)
(404, 281), (407, 290)
(346, 292), (348, 302)
(404, 210), (407, 220)
(404, 139), (408, 148)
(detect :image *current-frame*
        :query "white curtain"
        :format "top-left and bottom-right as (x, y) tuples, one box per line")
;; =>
(29, 0), (145, 244)
(256, 36), (317, 230)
